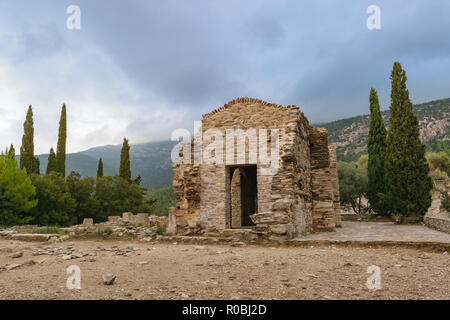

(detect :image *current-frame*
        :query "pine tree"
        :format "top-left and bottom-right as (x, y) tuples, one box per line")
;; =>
(119, 138), (131, 183)
(384, 62), (432, 223)
(20, 105), (39, 175)
(367, 88), (388, 216)
(97, 158), (103, 179)
(56, 104), (67, 177)
(46, 147), (57, 174)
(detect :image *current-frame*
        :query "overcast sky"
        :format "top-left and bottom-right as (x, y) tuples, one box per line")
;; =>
(1, 0), (449, 154)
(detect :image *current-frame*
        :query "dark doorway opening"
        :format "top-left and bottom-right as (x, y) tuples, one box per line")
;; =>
(229, 165), (257, 228)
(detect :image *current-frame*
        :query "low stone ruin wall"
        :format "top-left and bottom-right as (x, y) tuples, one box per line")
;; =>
(424, 216), (450, 234)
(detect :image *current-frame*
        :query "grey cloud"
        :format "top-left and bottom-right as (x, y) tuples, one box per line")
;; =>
(0, 0), (449, 151)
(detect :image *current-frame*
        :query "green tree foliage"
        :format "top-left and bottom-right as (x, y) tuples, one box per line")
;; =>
(46, 147), (58, 174)
(8, 144), (15, 157)
(29, 173), (76, 226)
(95, 176), (153, 220)
(337, 160), (369, 214)
(119, 138), (131, 183)
(133, 175), (141, 186)
(97, 158), (103, 178)
(66, 171), (100, 224)
(20, 106), (39, 175)
(367, 88), (389, 216)
(384, 62), (433, 223)
(56, 104), (67, 177)
(0, 151), (37, 226)
(426, 152), (450, 177)
(146, 185), (175, 216)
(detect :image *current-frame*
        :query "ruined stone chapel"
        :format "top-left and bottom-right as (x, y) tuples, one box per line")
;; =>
(169, 98), (341, 239)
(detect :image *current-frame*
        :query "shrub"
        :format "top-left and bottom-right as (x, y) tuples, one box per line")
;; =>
(156, 226), (166, 235)
(96, 227), (113, 237)
(0, 151), (37, 226)
(31, 226), (66, 234)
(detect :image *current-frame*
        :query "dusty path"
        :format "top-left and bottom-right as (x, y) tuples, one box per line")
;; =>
(0, 239), (448, 300)
(299, 221), (450, 243)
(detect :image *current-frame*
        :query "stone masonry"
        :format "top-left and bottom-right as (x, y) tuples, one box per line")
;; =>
(170, 97), (341, 239)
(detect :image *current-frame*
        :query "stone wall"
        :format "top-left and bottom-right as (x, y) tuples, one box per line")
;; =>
(230, 168), (242, 228)
(309, 128), (337, 231)
(171, 142), (201, 235)
(424, 216), (450, 234)
(328, 144), (342, 227)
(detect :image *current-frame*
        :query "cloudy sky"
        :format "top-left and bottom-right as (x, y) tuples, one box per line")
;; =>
(0, 0), (449, 154)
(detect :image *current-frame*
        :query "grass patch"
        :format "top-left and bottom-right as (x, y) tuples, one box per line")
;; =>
(156, 226), (166, 236)
(31, 226), (67, 234)
(96, 227), (113, 238)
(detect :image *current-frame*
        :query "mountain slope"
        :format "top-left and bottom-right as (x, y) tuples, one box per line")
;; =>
(320, 97), (450, 161)
(76, 140), (177, 189)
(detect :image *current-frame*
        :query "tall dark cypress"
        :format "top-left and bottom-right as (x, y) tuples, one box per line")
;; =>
(20, 105), (38, 174)
(97, 158), (103, 178)
(56, 104), (67, 177)
(8, 144), (15, 157)
(119, 138), (131, 183)
(367, 88), (388, 216)
(384, 62), (432, 222)
(46, 147), (57, 174)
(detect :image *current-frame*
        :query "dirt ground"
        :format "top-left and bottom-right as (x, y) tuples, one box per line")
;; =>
(0, 239), (448, 300)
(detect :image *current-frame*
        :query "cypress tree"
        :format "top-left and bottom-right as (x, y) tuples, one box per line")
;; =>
(46, 147), (57, 174)
(367, 88), (388, 216)
(20, 105), (38, 175)
(97, 158), (103, 179)
(133, 175), (141, 185)
(384, 62), (432, 223)
(34, 156), (40, 174)
(8, 144), (15, 157)
(119, 138), (131, 183)
(56, 104), (67, 177)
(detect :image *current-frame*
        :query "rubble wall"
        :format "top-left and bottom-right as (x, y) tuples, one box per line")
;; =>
(309, 128), (337, 231)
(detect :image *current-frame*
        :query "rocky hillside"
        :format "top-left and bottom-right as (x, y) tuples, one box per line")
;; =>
(320, 97), (450, 161)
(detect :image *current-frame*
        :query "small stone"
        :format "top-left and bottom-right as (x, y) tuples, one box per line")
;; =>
(102, 273), (116, 285)
(180, 293), (189, 298)
(11, 252), (23, 258)
(5, 263), (21, 270)
(138, 261), (149, 265)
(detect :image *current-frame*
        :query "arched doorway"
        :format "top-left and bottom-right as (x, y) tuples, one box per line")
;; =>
(228, 165), (257, 228)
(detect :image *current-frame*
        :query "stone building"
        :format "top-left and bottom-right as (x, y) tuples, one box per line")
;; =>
(169, 97), (341, 239)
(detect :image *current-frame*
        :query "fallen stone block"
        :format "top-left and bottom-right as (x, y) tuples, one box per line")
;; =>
(102, 273), (116, 285)
(11, 234), (59, 242)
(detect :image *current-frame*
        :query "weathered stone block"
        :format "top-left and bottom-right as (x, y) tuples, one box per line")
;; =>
(122, 212), (134, 222)
(135, 213), (149, 226)
(167, 207), (177, 235)
(83, 218), (93, 226)
(108, 216), (121, 223)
